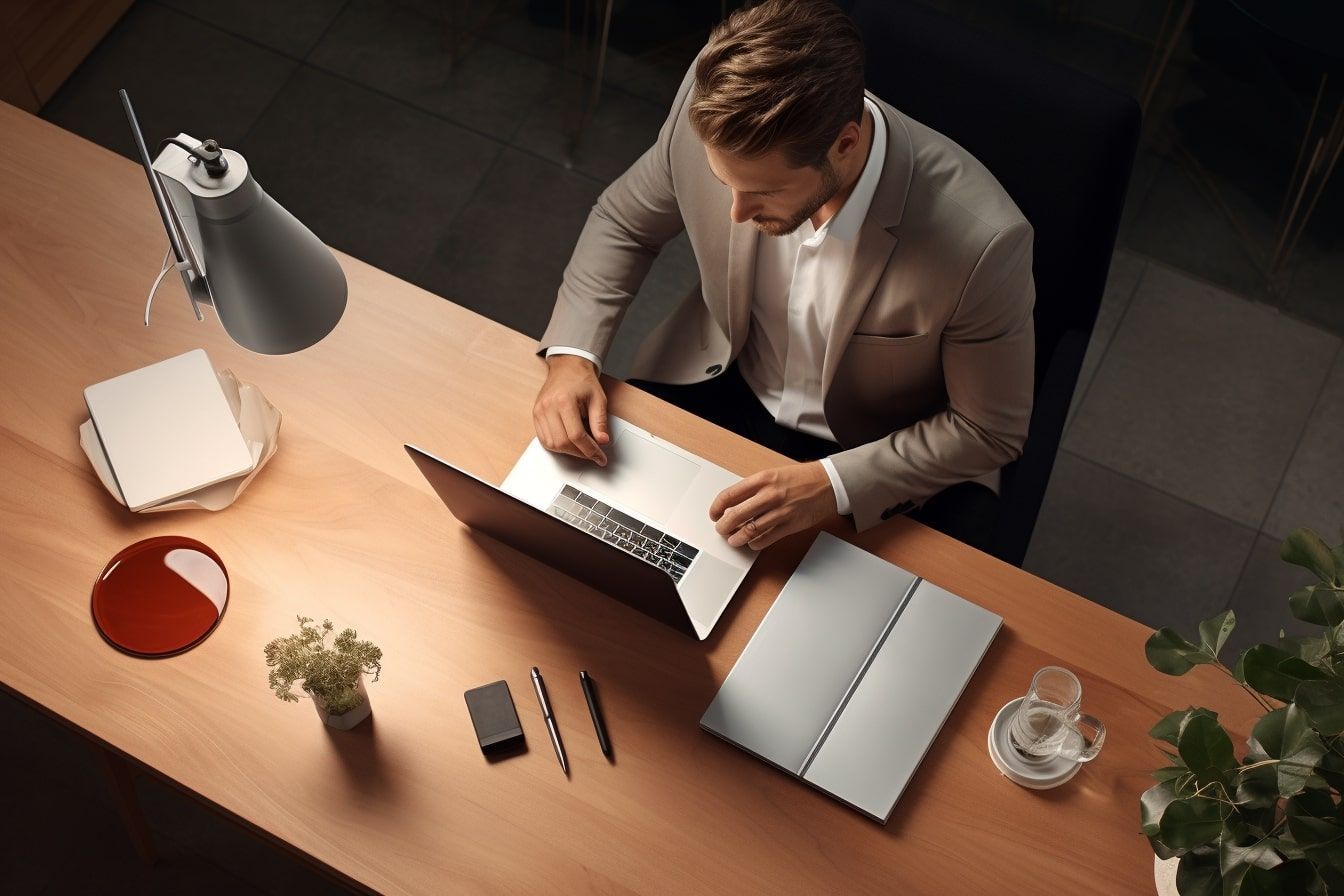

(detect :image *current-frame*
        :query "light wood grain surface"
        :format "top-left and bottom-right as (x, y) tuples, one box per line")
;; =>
(0, 101), (1256, 894)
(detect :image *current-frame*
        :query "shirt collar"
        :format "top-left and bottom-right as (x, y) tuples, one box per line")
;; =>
(805, 96), (887, 247)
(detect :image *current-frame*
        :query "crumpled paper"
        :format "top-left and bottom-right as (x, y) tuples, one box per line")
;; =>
(80, 368), (282, 512)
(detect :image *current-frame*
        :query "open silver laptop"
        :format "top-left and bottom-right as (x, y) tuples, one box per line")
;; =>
(499, 415), (757, 640)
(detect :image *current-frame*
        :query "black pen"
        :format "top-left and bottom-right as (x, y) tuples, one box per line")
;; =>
(580, 671), (611, 758)
(531, 667), (568, 775)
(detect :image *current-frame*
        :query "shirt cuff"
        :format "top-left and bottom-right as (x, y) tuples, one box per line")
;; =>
(820, 457), (851, 517)
(543, 345), (603, 373)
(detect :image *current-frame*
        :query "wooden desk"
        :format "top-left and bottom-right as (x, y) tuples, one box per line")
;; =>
(0, 101), (1254, 894)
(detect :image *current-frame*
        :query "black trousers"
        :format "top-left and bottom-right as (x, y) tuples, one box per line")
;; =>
(629, 365), (1000, 553)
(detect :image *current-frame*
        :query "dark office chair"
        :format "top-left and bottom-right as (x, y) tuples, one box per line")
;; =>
(850, 0), (1141, 567)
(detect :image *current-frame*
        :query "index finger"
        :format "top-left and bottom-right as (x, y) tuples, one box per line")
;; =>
(709, 473), (765, 521)
(559, 403), (607, 465)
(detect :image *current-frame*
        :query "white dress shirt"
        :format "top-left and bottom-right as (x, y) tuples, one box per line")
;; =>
(736, 97), (887, 515)
(547, 98), (886, 517)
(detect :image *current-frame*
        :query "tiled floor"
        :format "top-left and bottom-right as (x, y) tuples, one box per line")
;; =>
(10, 0), (1343, 891)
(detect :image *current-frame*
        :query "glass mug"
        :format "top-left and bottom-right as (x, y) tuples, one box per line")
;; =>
(1008, 666), (1105, 763)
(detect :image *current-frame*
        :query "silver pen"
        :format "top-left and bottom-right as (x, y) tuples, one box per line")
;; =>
(531, 666), (568, 775)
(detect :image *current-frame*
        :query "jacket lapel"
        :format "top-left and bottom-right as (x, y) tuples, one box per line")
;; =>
(820, 97), (915, 398)
(724, 219), (758, 352)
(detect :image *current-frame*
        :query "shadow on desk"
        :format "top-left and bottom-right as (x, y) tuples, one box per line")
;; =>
(457, 527), (720, 730)
(322, 715), (398, 798)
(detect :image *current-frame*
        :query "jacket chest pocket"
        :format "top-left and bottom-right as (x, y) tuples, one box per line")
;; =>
(840, 332), (938, 404)
(848, 332), (929, 348)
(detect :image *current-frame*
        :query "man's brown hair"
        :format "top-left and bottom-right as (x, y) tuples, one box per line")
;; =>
(689, 0), (866, 169)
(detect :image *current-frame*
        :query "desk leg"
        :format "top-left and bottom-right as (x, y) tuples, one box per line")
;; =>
(94, 745), (158, 865)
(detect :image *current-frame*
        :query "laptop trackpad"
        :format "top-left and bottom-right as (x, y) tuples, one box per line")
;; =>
(577, 430), (700, 522)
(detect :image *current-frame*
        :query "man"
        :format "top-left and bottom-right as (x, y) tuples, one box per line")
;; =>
(532, 0), (1034, 553)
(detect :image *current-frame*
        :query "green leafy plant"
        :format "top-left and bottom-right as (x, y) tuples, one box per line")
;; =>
(1142, 528), (1344, 895)
(264, 616), (382, 716)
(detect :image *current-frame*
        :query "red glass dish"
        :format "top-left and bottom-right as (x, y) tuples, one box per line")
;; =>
(91, 536), (229, 658)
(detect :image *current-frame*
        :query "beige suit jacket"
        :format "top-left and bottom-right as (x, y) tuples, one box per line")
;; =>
(540, 64), (1036, 532)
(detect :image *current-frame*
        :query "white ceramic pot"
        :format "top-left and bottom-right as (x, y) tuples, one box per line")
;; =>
(1154, 855), (1179, 895)
(305, 676), (372, 730)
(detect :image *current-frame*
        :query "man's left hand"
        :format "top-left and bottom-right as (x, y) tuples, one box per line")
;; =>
(709, 462), (837, 551)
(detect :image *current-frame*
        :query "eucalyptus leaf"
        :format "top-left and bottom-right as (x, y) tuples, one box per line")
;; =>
(1281, 529), (1341, 586)
(1175, 851), (1221, 896)
(1149, 835), (1182, 861)
(1286, 790), (1344, 856)
(1278, 632), (1330, 664)
(1152, 708), (1195, 747)
(1141, 779), (1180, 837)
(1250, 708), (1288, 759)
(1147, 627), (1215, 675)
(1276, 705), (1327, 798)
(1241, 645), (1328, 703)
(1227, 864), (1284, 896)
(1154, 765), (1191, 784)
(1316, 863), (1344, 895)
(1178, 712), (1237, 788)
(1236, 761), (1280, 811)
(1160, 796), (1226, 849)
(1295, 679), (1344, 735)
(1289, 585), (1344, 628)
(1198, 610), (1237, 659)
(1315, 752), (1344, 794)
(1270, 832), (1306, 862)
(1221, 836), (1284, 875)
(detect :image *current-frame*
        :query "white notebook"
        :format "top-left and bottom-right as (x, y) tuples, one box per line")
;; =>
(700, 532), (1002, 823)
(84, 349), (254, 511)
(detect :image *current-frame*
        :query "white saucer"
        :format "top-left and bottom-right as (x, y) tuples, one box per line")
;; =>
(987, 697), (1083, 790)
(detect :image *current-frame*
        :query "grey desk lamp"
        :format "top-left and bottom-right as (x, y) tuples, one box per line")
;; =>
(119, 89), (346, 355)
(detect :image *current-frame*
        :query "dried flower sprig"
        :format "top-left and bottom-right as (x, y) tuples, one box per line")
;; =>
(264, 616), (382, 716)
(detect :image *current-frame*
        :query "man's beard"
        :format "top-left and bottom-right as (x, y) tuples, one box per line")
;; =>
(752, 161), (842, 236)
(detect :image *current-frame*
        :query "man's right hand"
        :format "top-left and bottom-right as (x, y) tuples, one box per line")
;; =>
(532, 354), (610, 465)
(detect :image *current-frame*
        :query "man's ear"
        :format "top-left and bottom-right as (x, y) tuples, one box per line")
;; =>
(832, 118), (863, 162)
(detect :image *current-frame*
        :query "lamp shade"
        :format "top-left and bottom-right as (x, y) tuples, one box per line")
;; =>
(154, 143), (347, 355)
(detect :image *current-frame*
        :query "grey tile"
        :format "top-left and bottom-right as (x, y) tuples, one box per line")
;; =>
(415, 147), (603, 336)
(1066, 263), (1339, 528)
(1282, 243), (1344, 338)
(512, 75), (668, 184)
(1264, 347), (1344, 541)
(478, 0), (568, 67)
(41, 3), (297, 161)
(1065, 249), (1146, 429)
(1123, 158), (1268, 302)
(1223, 534), (1322, 660)
(597, 35), (703, 109)
(1117, 147), (1162, 244)
(1022, 452), (1256, 633)
(480, 0), (707, 109)
(310, 0), (558, 142)
(240, 66), (501, 278)
(157, 0), (347, 58)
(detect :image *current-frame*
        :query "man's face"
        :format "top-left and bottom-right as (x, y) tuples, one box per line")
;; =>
(704, 145), (841, 236)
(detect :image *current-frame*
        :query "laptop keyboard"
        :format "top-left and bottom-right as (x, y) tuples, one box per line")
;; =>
(548, 485), (699, 582)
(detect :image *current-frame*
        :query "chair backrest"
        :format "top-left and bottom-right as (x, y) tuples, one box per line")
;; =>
(851, 0), (1141, 386)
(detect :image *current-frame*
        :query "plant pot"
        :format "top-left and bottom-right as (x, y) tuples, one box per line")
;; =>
(1154, 855), (1179, 895)
(304, 676), (372, 730)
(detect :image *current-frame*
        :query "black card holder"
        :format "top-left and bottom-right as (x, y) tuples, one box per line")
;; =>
(464, 680), (525, 755)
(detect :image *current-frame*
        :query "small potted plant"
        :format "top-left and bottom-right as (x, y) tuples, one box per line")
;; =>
(1140, 528), (1344, 895)
(264, 616), (383, 730)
